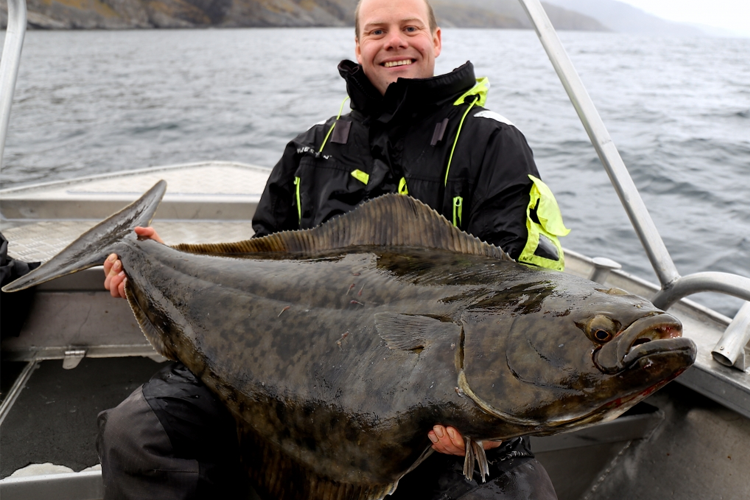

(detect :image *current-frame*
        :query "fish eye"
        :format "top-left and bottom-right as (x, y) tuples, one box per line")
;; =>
(580, 314), (620, 344)
(594, 330), (612, 342)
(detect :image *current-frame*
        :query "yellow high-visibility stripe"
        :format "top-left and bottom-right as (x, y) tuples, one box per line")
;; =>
(398, 177), (409, 195)
(319, 96), (351, 154)
(294, 177), (301, 223)
(351, 170), (370, 185)
(452, 196), (463, 227)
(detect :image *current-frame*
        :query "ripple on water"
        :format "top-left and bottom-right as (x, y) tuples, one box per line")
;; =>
(2, 29), (748, 316)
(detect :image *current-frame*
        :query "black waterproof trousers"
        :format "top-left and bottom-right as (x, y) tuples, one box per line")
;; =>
(97, 362), (557, 500)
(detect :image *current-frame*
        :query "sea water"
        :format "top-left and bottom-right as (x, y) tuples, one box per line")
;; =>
(1, 28), (748, 317)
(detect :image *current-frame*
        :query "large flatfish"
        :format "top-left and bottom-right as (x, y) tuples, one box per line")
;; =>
(4, 181), (696, 500)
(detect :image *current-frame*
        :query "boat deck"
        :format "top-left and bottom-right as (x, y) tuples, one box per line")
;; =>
(1, 161), (265, 262)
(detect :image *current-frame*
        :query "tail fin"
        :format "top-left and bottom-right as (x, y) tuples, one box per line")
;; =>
(2, 180), (167, 293)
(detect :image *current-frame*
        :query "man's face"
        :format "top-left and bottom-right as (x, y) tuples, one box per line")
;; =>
(355, 0), (442, 95)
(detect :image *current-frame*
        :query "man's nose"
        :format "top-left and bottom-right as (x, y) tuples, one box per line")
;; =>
(384, 29), (408, 50)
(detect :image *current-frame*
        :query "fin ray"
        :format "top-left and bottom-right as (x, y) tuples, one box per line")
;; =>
(375, 313), (461, 352)
(125, 282), (174, 360)
(238, 421), (397, 500)
(174, 195), (510, 261)
(462, 437), (490, 482)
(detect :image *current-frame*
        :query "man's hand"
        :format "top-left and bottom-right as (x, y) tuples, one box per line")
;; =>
(428, 425), (502, 456)
(103, 227), (163, 299)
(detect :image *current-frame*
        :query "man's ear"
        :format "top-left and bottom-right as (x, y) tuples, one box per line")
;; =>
(433, 27), (442, 59)
(355, 37), (363, 65)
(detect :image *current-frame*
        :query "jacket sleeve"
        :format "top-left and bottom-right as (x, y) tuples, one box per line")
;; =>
(465, 122), (540, 260)
(251, 140), (302, 237)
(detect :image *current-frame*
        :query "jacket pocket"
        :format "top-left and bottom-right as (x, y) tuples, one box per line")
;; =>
(294, 154), (370, 229)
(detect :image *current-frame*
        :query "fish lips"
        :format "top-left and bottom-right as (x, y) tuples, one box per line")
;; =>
(594, 313), (696, 375)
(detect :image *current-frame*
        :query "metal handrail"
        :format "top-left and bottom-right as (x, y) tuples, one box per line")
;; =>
(517, 0), (750, 369)
(517, 0), (680, 288)
(517, 0), (750, 302)
(651, 273), (750, 311)
(0, 0), (27, 170)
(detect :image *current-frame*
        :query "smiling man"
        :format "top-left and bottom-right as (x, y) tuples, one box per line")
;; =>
(99, 0), (564, 498)
(354, 0), (442, 94)
(256, 1), (564, 498)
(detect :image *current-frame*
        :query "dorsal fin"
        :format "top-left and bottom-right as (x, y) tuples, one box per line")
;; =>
(174, 194), (511, 261)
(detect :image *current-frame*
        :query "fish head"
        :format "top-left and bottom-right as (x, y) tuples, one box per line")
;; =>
(458, 280), (696, 433)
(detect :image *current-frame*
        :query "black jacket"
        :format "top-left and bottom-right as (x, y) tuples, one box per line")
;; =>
(253, 60), (541, 259)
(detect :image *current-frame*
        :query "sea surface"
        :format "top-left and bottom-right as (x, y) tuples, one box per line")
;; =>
(1, 29), (748, 317)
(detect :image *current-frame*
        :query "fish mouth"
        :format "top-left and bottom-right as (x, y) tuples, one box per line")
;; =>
(594, 313), (694, 374)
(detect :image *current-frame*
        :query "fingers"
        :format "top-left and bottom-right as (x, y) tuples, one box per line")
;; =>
(427, 426), (503, 456)
(134, 226), (164, 244)
(103, 253), (117, 275)
(428, 425), (465, 456)
(104, 254), (126, 299)
(483, 440), (503, 451)
(108, 267), (126, 298)
(103, 226), (162, 301)
(118, 277), (127, 299)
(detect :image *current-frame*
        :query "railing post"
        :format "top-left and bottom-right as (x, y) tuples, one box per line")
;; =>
(516, 0), (750, 317)
(0, 0), (27, 171)
(590, 257), (622, 285)
(515, 0), (681, 289)
(712, 302), (750, 372)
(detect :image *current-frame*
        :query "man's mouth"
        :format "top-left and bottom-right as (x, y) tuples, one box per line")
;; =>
(383, 59), (414, 68)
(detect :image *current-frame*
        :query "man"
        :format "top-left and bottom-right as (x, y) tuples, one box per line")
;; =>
(100, 0), (564, 498)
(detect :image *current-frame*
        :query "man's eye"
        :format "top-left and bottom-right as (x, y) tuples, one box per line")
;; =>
(405, 26), (417, 33)
(371, 29), (384, 35)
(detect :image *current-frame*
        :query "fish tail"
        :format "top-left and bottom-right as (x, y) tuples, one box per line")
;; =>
(2, 180), (167, 293)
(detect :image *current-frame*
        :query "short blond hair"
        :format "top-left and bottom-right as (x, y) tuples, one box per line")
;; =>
(354, 0), (438, 39)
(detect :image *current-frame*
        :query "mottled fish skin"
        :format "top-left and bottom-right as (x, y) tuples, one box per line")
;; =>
(124, 245), (504, 485)
(122, 242), (693, 493)
(3, 184), (697, 500)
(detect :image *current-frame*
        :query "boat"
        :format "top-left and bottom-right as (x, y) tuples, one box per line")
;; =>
(1, 1), (749, 499)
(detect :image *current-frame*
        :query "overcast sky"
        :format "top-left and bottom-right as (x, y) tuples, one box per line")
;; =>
(617, 0), (750, 36)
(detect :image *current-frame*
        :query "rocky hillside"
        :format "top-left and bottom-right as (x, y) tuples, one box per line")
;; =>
(0, 0), (607, 30)
(544, 0), (704, 37)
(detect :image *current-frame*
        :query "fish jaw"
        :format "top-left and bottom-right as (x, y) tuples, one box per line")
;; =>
(460, 337), (696, 433)
(593, 313), (693, 374)
(458, 285), (697, 433)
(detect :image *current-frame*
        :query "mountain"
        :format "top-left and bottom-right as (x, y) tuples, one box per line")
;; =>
(542, 0), (706, 37)
(432, 0), (607, 31)
(0, 0), (608, 30)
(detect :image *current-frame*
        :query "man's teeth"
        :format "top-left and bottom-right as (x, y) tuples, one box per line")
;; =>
(384, 60), (413, 68)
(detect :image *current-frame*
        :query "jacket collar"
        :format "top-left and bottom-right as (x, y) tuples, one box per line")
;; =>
(337, 60), (478, 123)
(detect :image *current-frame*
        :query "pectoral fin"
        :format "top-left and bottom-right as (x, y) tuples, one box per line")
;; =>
(374, 313), (461, 352)
(463, 437), (490, 483)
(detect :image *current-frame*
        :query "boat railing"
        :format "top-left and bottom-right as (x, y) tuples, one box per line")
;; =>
(0, 0), (26, 170)
(518, 0), (750, 371)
